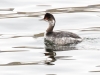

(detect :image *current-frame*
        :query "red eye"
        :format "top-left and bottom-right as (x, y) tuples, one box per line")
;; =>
(44, 17), (48, 20)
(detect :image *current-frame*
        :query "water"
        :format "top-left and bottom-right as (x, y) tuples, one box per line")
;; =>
(0, 0), (100, 75)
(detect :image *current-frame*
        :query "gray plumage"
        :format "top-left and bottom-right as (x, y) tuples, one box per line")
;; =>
(45, 31), (82, 46)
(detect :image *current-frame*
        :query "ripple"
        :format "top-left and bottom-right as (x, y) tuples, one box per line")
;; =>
(13, 46), (44, 49)
(33, 32), (44, 38)
(0, 50), (27, 53)
(0, 8), (14, 11)
(0, 61), (40, 66)
(90, 70), (100, 72)
(80, 27), (100, 31)
(0, 4), (100, 19)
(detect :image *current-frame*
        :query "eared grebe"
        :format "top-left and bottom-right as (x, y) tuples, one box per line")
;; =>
(42, 13), (82, 46)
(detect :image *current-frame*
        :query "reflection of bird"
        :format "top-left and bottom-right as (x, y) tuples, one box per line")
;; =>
(42, 13), (82, 46)
(44, 48), (56, 65)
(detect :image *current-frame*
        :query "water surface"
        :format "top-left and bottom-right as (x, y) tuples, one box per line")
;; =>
(0, 0), (100, 75)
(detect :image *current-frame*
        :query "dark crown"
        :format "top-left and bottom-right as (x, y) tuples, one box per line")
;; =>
(44, 13), (55, 21)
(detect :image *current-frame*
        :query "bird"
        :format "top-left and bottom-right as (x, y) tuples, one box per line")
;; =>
(41, 13), (82, 46)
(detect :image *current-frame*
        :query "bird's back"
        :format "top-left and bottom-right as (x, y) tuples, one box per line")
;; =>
(45, 31), (82, 46)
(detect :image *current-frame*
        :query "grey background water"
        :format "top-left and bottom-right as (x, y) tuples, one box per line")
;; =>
(0, 0), (100, 75)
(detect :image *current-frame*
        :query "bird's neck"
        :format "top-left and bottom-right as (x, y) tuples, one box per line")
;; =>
(46, 25), (54, 33)
(46, 20), (55, 33)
